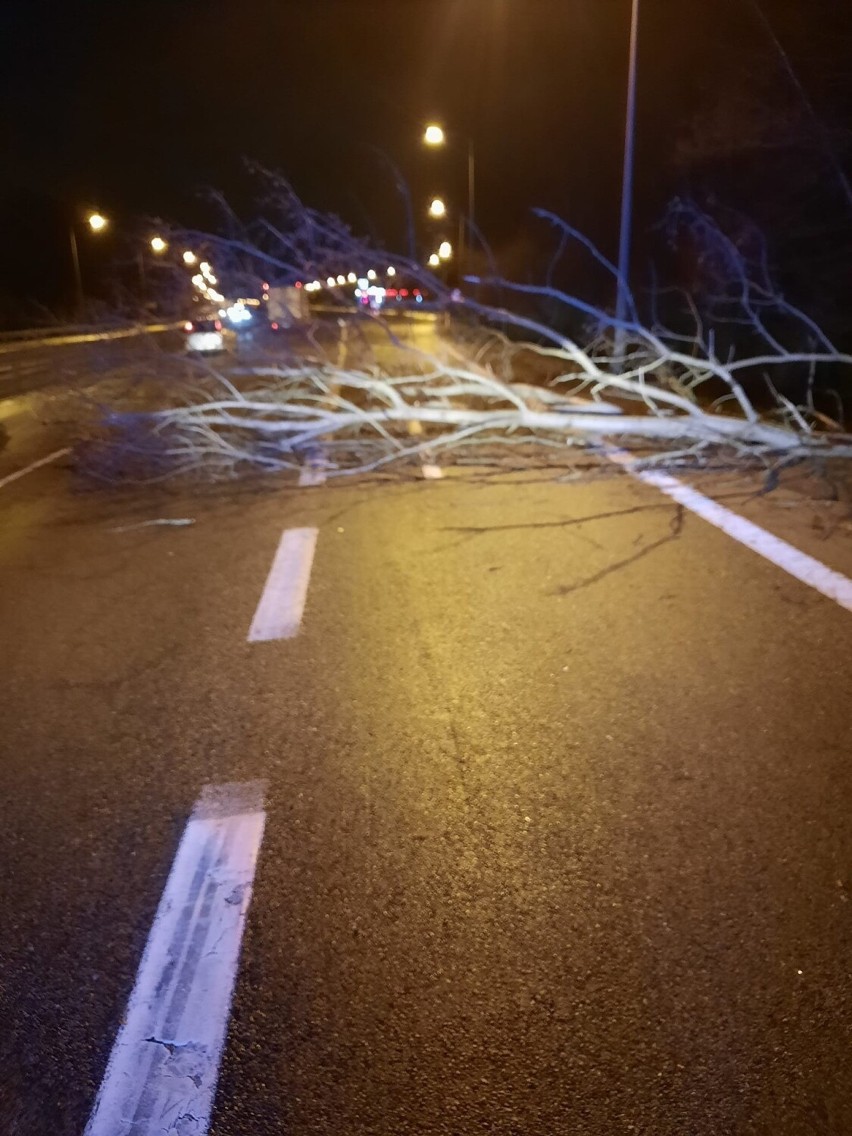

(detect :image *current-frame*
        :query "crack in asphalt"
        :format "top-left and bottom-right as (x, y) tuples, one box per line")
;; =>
(552, 505), (685, 597)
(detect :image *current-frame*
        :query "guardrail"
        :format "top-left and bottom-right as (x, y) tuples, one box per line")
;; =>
(0, 322), (182, 356)
(0, 324), (114, 343)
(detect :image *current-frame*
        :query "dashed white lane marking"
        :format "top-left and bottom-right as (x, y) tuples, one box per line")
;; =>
(248, 527), (319, 641)
(0, 446), (70, 490)
(84, 781), (267, 1136)
(298, 465), (327, 487)
(610, 449), (852, 613)
(406, 419), (442, 479)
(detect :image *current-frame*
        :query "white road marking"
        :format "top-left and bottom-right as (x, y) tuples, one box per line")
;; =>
(0, 446), (70, 490)
(248, 527), (319, 641)
(84, 781), (267, 1136)
(610, 450), (852, 613)
(298, 466), (327, 487)
(421, 462), (443, 480)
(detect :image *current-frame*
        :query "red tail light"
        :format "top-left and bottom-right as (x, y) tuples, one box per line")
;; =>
(271, 322), (279, 330)
(214, 320), (222, 331)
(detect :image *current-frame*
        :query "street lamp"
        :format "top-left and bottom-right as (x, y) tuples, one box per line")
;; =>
(182, 250), (197, 265)
(423, 124), (445, 147)
(422, 126), (476, 278)
(428, 197), (447, 219)
(150, 236), (167, 254)
(428, 253), (441, 268)
(69, 211), (109, 316)
(438, 241), (452, 260)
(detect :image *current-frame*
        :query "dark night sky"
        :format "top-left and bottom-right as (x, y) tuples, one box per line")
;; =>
(1, 0), (850, 314)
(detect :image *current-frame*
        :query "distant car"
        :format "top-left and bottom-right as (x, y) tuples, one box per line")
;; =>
(183, 318), (225, 354)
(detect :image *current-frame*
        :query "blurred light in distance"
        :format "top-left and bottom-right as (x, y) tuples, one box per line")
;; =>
(438, 241), (452, 260)
(336, 275), (346, 285)
(428, 198), (446, 218)
(428, 253), (441, 267)
(150, 236), (167, 253)
(183, 250), (197, 265)
(327, 276), (336, 286)
(367, 269), (377, 281)
(387, 266), (396, 277)
(87, 212), (108, 232)
(347, 272), (356, 283)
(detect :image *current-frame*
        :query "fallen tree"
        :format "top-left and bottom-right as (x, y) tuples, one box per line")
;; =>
(81, 183), (852, 482)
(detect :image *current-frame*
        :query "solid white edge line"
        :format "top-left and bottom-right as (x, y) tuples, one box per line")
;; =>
(609, 448), (852, 613)
(84, 781), (267, 1136)
(248, 526), (319, 642)
(0, 446), (70, 490)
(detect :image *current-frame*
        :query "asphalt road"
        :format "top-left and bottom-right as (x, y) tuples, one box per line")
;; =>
(1, 320), (851, 1135)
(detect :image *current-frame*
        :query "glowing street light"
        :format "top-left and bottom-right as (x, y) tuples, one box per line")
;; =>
(428, 197), (446, 219)
(336, 274), (346, 285)
(150, 236), (167, 254)
(327, 276), (336, 287)
(69, 211), (109, 315)
(428, 253), (441, 267)
(182, 250), (197, 265)
(438, 241), (452, 260)
(387, 266), (396, 277)
(423, 124), (445, 147)
(420, 124), (476, 277)
(367, 269), (377, 281)
(347, 272), (357, 283)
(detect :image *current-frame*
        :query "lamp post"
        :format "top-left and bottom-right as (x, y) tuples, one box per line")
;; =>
(613, 0), (640, 366)
(69, 211), (108, 317)
(423, 124), (476, 277)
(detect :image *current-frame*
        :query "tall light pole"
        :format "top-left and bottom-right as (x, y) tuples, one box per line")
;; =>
(69, 211), (108, 318)
(613, 0), (640, 365)
(423, 124), (476, 278)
